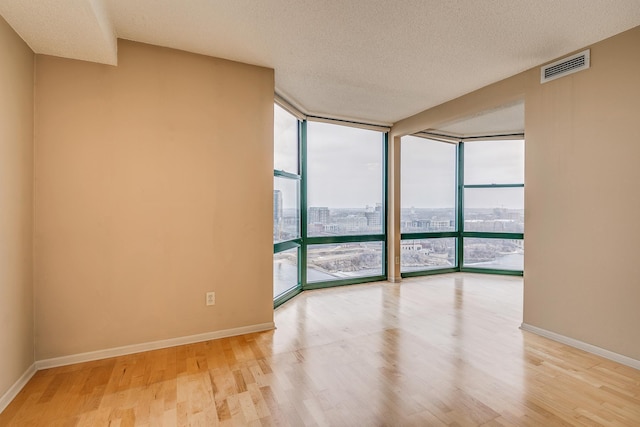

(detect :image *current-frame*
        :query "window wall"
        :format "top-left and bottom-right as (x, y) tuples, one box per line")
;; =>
(274, 99), (523, 306)
(273, 103), (387, 305)
(401, 136), (458, 274)
(400, 135), (524, 277)
(305, 121), (386, 287)
(461, 139), (524, 272)
(273, 104), (301, 303)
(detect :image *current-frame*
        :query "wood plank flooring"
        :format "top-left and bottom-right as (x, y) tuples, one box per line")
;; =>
(2, 273), (640, 426)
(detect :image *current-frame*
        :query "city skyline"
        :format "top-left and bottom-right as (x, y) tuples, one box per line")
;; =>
(274, 202), (524, 240)
(274, 106), (525, 292)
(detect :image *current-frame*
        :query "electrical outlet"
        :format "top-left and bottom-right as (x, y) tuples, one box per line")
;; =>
(206, 291), (215, 306)
(395, 256), (400, 265)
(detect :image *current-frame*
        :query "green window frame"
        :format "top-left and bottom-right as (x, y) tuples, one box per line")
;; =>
(302, 121), (388, 290)
(273, 108), (390, 307)
(273, 104), (303, 307)
(401, 136), (524, 278)
(274, 99), (523, 308)
(400, 135), (459, 277)
(458, 140), (524, 276)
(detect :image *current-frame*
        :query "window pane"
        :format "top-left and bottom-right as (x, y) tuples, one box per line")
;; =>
(464, 139), (524, 185)
(307, 122), (383, 236)
(274, 247), (298, 297)
(401, 238), (456, 273)
(274, 104), (298, 174)
(463, 238), (523, 270)
(307, 242), (383, 282)
(464, 187), (524, 233)
(401, 136), (456, 233)
(274, 176), (300, 243)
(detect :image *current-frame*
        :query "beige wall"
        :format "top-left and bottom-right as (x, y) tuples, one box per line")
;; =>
(392, 26), (640, 360)
(2, 7), (637, 386)
(524, 26), (640, 360)
(34, 41), (274, 360)
(0, 17), (34, 397)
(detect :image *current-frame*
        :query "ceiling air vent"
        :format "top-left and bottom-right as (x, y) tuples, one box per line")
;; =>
(541, 49), (590, 83)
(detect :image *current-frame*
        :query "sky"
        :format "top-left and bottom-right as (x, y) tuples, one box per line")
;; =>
(401, 135), (456, 208)
(275, 105), (524, 210)
(306, 121), (382, 209)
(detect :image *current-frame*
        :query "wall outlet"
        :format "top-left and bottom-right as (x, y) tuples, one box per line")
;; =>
(395, 256), (400, 265)
(206, 291), (215, 306)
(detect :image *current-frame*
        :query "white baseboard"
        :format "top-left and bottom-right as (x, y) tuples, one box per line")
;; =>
(35, 322), (275, 370)
(0, 363), (37, 414)
(520, 323), (640, 370)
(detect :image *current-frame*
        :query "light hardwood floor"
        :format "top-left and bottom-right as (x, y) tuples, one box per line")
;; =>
(2, 273), (640, 426)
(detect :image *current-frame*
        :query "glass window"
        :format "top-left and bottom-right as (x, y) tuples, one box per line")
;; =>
(401, 238), (456, 272)
(464, 187), (524, 233)
(274, 247), (299, 297)
(463, 238), (523, 271)
(307, 122), (383, 236)
(464, 139), (524, 185)
(273, 176), (300, 243)
(401, 136), (457, 233)
(307, 242), (383, 282)
(273, 102), (302, 303)
(462, 139), (524, 273)
(274, 104), (298, 174)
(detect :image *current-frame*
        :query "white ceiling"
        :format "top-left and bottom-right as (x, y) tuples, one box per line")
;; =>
(1, 0), (640, 127)
(430, 101), (525, 138)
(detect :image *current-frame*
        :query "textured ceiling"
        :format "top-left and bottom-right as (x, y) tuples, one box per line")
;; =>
(1, 0), (640, 126)
(431, 101), (525, 138)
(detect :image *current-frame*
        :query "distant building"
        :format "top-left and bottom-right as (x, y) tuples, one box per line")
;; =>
(273, 190), (283, 239)
(401, 220), (413, 230)
(323, 224), (340, 233)
(401, 241), (422, 251)
(308, 223), (324, 235)
(337, 215), (368, 232)
(413, 219), (430, 229)
(429, 220), (450, 230)
(365, 203), (383, 227)
(309, 206), (330, 224)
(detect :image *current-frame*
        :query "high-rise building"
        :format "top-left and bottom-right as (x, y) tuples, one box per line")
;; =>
(308, 206), (330, 224)
(273, 190), (283, 239)
(365, 203), (383, 227)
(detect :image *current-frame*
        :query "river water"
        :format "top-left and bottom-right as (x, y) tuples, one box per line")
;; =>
(465, 253), (523, 270)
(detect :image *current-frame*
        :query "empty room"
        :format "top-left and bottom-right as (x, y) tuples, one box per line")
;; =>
(1, 1), (640, 425)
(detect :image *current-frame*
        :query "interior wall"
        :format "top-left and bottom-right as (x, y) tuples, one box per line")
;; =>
(0, 16), (34, 397)
(34, 40), (274, 360)
(392, 25), (640, 361)
(524, 26), (640, 360)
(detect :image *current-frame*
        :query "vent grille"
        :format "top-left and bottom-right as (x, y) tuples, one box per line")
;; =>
(541, 49), (590, 83)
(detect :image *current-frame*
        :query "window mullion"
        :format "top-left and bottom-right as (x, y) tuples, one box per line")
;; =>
(457, 142), (464, 270)
(300, 120), (308, 289)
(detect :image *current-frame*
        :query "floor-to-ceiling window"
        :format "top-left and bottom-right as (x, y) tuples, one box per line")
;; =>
(461, 138), (524, 273)
(274, 100), (523, 306)
(399, 135), (524, 277)
(305, 121), (387, 288)
(400, 135), (458, 275)
(273, 103), (302, 303)
(273, 102), (388, 305)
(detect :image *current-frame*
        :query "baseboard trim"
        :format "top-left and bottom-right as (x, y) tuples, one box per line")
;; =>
(0, 363), (37, 414)
(35, 322), (275, 370)
(520, 323), (640, 370)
